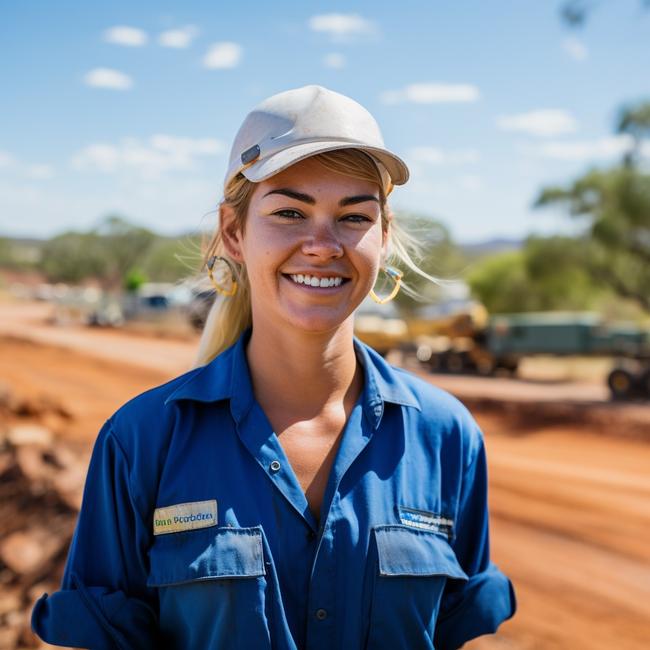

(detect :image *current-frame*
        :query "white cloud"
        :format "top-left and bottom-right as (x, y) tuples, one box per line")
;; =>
(563, 37), (588, 61)
(381, 83), (480, 105)
(71, 135), (224, 178)
(0, 151), (54, 180)
(158, 25), (198, 49)
(103, 25), (148, 47)
(309, 13), (376, 40)
(203, 42), (242, 69)
(84, 67), (133, 90)
(0, 150), (15, 167)
(497, 109), (578, 137)
(72, 144), (121, 172)
(323, 53), (346, 69)
(408, 146), (480, 165)
(527, 135), (633, 161)
(25, 164), (55, 180)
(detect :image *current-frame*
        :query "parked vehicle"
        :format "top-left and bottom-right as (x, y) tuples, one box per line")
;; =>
(358, 304), (650, 400)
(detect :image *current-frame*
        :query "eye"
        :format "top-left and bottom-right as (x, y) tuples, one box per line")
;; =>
(342, 214), (373, 224)
(273, 209), (303, 220)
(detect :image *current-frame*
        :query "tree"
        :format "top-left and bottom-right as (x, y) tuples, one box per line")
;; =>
(38, 216), (158, 288)
(466, 236), (604, 313)
(560, 0), (650, 27)
(534, 166), (650, 312)
(533, 98), (650, 312)
(617, 101), (650, 167)
(40, 232), (107, 283)
(141, 235), (202, 282)
(466, 250), (530, 313)
(92, 215), (156, 290)
(124, 268), (148, 292)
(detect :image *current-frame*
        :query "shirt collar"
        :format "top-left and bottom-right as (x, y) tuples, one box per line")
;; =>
(165, 328), (421, 427)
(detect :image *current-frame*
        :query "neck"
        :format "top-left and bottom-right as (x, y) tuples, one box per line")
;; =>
(245, 317), (361, 419)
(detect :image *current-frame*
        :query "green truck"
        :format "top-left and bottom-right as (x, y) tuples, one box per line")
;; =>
(488, 313), (650, 399)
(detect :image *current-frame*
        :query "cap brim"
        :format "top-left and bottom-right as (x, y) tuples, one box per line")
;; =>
(241, 141), (409, 186)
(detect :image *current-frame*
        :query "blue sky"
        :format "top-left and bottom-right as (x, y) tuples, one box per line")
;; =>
(1, 0), (649, 243)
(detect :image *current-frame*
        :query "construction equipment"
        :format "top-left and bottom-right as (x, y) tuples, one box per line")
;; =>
(357, 303), (650, 400)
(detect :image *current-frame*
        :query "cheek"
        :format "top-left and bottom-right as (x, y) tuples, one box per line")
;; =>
(353, 229), (385, 270)
(239, 231), (288, 289)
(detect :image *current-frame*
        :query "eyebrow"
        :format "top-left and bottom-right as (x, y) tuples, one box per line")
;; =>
(263, 188), (380, 207)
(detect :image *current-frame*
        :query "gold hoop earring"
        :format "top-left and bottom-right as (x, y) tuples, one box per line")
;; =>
(369, 265), (402, 304)
(207, 255), (238, 297)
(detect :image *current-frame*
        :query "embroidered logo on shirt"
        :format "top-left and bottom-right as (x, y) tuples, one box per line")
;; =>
(398, 506), (454, 538)
(153, 499), (218, 535)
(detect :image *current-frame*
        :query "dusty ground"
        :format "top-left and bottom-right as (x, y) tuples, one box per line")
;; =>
(1, 300), (649, 649)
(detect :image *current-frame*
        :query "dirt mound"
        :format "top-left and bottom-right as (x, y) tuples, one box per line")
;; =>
(0, 390), (84, 649)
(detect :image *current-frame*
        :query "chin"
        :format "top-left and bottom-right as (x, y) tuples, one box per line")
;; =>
(281, 308), (355, 335)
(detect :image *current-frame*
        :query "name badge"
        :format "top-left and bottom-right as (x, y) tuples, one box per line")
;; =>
(153, 499), (218, 535)
(398, 505), (454, 538)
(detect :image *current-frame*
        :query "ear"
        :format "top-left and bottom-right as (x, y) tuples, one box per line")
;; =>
(219, 203), (245, 263)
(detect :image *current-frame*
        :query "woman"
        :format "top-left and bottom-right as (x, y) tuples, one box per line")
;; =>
(32, 85), (516, 649)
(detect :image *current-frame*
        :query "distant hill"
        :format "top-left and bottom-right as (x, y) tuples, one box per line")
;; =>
(459, 237), (523, 257)
(1, 236), (45, 246)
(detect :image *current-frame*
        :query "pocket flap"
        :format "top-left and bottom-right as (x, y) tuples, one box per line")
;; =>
(147, 526), (265, 587)
(374, 525), (468, 580)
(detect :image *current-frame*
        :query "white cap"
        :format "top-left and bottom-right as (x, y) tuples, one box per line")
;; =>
(224, 85), (409, 189)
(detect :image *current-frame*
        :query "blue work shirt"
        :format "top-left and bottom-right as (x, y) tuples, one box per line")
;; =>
(32, 329), (516, 649)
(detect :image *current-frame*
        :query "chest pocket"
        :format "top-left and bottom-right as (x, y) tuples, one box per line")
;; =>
(148, 526), (265, 586)
(147, 526), (271, 649)
(366, 525), (467, 650)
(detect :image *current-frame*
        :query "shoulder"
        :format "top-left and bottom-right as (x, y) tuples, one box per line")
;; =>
(106, 364), (207, 458)
(383, 359), (485, 465)
(396, 366), (478, 426)
(358, 340), (482, 442)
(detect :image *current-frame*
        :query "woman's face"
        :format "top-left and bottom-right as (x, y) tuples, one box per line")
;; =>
(223, 156), (387, 335)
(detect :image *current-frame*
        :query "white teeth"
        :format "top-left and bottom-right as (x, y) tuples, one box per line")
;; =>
(288, 274), (344, 287)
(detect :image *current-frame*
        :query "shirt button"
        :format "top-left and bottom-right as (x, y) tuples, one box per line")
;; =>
(269, 460), (281, 473)
(315, 608), (328, 621)
(306, 530), (316, 541)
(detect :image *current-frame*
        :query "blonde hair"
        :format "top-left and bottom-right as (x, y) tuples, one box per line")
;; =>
(194, 149), (436, 366)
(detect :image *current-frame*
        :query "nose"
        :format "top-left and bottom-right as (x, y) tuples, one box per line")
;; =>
(301, 222), (344, 259)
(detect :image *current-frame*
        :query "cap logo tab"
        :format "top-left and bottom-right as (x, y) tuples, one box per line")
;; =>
(241, 144), (261, 165)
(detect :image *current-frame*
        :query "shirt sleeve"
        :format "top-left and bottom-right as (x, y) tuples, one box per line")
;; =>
(434, 427), (517, 650)
(31, 418), (161, 649)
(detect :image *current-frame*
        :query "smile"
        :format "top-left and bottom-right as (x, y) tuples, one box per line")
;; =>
(286, 274), (348, 288)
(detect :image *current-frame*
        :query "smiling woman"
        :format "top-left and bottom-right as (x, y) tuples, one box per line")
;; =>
(31, 85), (516, 650)
(216, 156), (385, 341)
